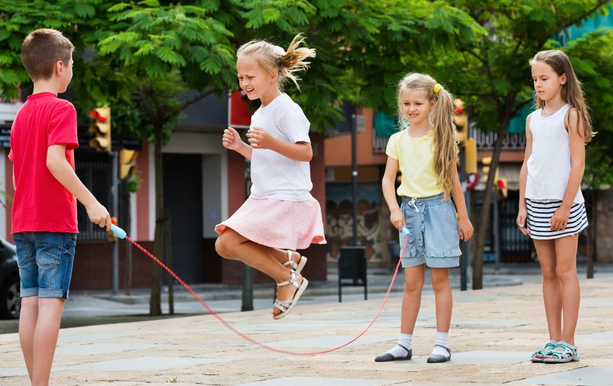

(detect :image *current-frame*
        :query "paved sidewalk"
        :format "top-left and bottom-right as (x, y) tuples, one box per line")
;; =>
(1, 276), (612, 385)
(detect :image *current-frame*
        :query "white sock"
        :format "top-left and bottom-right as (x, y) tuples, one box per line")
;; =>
(431, 331), (449, 357)
(387, 333), (412, 357)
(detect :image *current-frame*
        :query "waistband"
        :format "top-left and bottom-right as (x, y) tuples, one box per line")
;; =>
(401, 193), (445, 204)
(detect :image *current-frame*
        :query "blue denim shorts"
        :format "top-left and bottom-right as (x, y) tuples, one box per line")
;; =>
(13, 232), (77, 299)
(399, 194), (461, 268)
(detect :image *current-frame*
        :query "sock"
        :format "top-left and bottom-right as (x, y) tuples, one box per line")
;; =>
(431, 331), (449, 357)
(386, 333), (412, 358)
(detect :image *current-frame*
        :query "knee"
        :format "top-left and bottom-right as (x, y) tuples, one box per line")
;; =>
(404, 280), (424, 294)
(431, 276), (450, 293)
(215, 234), (233, 259)
(555, 266), (577, 283)
(541, 266), (558, 282)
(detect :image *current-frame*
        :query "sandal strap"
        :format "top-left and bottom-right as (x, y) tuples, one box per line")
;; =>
(282, 250), (298, 270)
(276, 272), (301, 288)
(548, 342), (577, 358)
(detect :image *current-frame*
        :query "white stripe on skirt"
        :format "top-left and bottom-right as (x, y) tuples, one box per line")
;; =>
(526, 199), (588, 240)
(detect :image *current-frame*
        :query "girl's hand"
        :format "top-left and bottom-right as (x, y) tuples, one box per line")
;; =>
(550, 205), (571, 231)
(222, 127), (242, 150)
(516, 207), (530, 236)
(458, 217), (474, 241)
(390, 208), (405, 231)
(247, 127), (275, 149)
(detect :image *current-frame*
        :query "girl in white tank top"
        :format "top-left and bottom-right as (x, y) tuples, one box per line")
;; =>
(518, 50), (594, 364)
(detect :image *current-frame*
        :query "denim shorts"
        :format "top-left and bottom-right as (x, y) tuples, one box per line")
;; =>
(13, 232), (77, 299)
(399, 194), (461, 268)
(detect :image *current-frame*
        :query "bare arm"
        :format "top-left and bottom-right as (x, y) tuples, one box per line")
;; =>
(382, 156), (404, 230)
(47, 145), (111, 230)
(450, 166), (474, 240)
(517, 115), (533, 235)
(247, 127), (313, 162)
(223, 127), (252, 160)
(550, 108), (586, 231)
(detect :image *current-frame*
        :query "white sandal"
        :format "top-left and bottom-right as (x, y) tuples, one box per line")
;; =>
(273, 272), (309, 320)
(282, 250), (307, 274)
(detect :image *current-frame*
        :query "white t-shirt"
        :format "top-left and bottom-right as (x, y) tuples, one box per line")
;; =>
(249, 93), (313, 201)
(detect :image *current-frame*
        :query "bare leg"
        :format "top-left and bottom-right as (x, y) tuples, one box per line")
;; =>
(534, 239), (562, 342)
(32, 298), (65, 386)
(430, 268), (452, 333)
(19, 296), (38, 382)
(215, 229), (302, 316)
(400, 265), (425, 334)
(554, 235), (580, 345)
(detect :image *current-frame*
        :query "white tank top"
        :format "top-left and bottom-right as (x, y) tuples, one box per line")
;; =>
(526, 104), (584, 204)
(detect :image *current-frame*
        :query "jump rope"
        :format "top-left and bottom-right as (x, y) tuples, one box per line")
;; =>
(110, 224), (410, 356)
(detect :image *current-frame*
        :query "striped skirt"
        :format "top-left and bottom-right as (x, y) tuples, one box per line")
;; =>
(526, 199), (588, 240)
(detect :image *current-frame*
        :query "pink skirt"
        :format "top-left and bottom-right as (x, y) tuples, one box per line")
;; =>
(215, 196), (326, 250)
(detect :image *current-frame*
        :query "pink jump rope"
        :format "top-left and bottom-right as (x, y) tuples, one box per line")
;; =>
(110, 224), (410, 355)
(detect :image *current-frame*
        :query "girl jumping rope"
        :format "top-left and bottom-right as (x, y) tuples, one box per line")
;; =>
(215, 34), (326, 320)
(518, 50), (593, 363)
(376, 73), (473, 363)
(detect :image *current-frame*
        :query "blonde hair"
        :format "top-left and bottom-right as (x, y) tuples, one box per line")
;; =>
(22, 29), (74, 81)
(530, 50), (594, 143)
(397, 73), (458, 199)
(237, 34), (316, 91)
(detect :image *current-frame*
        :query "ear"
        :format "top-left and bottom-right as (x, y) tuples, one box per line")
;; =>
(269, 69), (278, 83)
(55, 60), (64, 76)
(560, 73), (567, 85)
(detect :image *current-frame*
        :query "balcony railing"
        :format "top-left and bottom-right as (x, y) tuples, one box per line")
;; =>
(373, 128), (526, 154)
(469, 128), (526, 150)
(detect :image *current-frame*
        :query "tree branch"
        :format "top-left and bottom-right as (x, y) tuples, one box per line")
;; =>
(560, 0), (610, 30)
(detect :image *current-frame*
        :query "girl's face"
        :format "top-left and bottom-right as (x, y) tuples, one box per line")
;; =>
(236, 56), (277, 101)
(401, 89), (434, 126)
(531, 60), (566, 102)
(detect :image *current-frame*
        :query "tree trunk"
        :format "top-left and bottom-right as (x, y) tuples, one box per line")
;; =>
(149, 126), (164, 316)
(473, 102), (513, 289)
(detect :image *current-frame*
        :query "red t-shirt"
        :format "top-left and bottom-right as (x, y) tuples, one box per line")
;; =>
(9, 92), (79, 233)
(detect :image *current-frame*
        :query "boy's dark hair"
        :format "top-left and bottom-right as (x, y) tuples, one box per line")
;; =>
(21, 29), (74, 81)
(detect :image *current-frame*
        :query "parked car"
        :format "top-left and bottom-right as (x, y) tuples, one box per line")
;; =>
(0, 237), (19, 319)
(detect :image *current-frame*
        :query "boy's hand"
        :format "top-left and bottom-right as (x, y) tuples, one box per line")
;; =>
(247, 127), (275, 149)
(390, 208), (405, 231)
(458, 217), (474, 241)
(222, 127), (242, 150)
(87, 202), (112, 231)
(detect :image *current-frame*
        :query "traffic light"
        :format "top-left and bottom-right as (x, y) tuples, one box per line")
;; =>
(453, 99), (468, 145)
(481, 156), (499, 185)
(497, 178), (508, 198)
(89, 106), (111, 152)
(465, 138), (477, 175)
(119, 149), (138, 179)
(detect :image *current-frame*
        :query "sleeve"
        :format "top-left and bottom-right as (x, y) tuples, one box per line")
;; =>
(278, 106), (311, 143)
(386, 132), (399, 160)
(48, 103), (79, 150)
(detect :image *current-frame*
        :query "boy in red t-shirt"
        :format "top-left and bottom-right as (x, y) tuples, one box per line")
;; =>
(9, 29), (111, 386)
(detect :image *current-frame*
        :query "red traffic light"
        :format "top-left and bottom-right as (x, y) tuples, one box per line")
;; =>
(89, 109), (107, 122)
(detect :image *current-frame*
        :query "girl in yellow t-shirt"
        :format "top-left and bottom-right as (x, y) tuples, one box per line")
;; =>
(376, 73), (474, 364)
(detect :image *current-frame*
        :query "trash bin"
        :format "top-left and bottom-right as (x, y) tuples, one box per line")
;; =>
(338, 246), (367, 302)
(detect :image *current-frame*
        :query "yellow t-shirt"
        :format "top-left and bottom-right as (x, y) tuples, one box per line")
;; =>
(386, 129), (443, 198)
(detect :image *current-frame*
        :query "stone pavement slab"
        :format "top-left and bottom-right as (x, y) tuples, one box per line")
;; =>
(510, 366), (613, 385)
(234, 377), (403, 386)
(1, 278), (613, 385)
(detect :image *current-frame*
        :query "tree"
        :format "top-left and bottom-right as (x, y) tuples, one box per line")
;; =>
(1, 0), (486, 314)
(421, 0), (613, 289)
